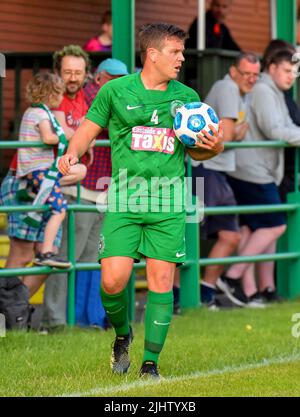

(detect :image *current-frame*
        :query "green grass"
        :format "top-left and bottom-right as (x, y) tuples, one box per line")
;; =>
(1, 301), (300, 397)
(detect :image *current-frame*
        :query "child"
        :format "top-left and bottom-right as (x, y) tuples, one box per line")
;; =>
(17, 72), (87, 268)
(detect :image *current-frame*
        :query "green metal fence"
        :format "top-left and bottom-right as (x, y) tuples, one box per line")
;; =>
(1, 139), (300, 326)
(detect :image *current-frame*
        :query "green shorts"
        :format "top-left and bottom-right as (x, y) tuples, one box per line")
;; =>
(98, 211), (186, 264)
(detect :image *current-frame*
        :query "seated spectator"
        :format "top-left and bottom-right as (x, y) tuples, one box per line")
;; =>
(186, 0), (241, 51)
(223, 50), (300, 303)
(83, 10), (112, 52)
(193, 52), (260, 309)
(17, 72), (86, 268)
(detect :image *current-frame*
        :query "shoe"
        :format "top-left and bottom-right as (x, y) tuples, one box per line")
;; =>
(37, 324), (66, 335)
(216, 276), (248, 307)
(173, 302), (181, 315)
(260, 287), (284, 303)
(34, 252), (71, 269)
(247, 292), (266, 309)
(110, 326), (133, 374)
(140, 360), (160, 379)
(203, 297), (221, 311)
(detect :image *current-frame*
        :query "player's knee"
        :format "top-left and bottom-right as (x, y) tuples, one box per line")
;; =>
(101, 280), (126, 295)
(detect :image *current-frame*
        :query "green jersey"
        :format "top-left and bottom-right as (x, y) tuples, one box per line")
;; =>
(86, 72), (199, 211)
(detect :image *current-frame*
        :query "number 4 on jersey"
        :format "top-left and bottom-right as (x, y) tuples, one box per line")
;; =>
(151, 109), (159, 125)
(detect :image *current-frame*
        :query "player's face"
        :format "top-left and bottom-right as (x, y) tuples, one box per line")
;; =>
(60, 56), (87, 97)
(270, 61), (296, 91)
(154, 37), (185, 81)
(231, 59), (261, 94)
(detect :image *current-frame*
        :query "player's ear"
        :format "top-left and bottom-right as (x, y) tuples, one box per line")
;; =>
(148, 48), (158, 63)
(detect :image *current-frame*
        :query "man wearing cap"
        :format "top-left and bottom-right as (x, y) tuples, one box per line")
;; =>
(40, 57), (129, 332)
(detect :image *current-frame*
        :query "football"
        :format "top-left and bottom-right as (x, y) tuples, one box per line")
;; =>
(173, 102), (219, 148)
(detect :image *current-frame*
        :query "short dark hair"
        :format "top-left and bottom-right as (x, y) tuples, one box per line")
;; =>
(234, 52), (260, 67)
(267, 49), (295, 69)
(139, 23), (188, 65)
(53, 45), (91, 74)
(101, 10), (111, 25)
(262, 39), (295, 70)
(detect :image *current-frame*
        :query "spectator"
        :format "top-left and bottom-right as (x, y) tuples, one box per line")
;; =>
(84, 10), (112, 52)
(18, 72), (86, 268)
(186, 0), (241, 51)
(0, 72), (86, 293)
(37, 45), (93, 331)
(222, 50), (300, 303)
(196, 52), (260, 309)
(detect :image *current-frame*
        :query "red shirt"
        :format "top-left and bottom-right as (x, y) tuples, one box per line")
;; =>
(53, 89), (88, 130)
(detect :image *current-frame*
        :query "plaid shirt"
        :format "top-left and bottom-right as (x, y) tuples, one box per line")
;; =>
(82, 81), (112, 191)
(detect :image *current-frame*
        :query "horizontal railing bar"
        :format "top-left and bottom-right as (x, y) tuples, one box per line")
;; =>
(204, 204), (297, 215)
(0, 203), (297, 215)
(199, 252), (300, 267)
(0, 140), (291, 150)
(0, 140), (110, 149)
(0, 252), (298, 277)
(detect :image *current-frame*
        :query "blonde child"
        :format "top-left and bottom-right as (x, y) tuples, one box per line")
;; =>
(17, 72), (86, 268)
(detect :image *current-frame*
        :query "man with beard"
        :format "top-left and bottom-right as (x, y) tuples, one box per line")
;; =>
(39, 45), (100, 333)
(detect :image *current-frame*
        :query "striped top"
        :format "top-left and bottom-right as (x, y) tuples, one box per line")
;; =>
(17, 107), (55, 178)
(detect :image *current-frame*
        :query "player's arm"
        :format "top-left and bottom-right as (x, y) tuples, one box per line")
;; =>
(186, 121), (224, 161)
(53, 110), (76, 139)
(58, 119), (102, 175)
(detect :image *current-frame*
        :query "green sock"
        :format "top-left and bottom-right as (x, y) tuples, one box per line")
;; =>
(100, 286), (130, 336)
(143, 290), (174, 364)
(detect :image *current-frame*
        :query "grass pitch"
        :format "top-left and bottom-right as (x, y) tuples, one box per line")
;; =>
(1, 301), (300, 397)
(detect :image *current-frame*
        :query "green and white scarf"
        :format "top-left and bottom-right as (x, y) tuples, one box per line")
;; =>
(22, 103), (68, 228)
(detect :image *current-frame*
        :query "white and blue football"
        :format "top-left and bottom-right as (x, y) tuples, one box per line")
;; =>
(173, 102), (219, 148)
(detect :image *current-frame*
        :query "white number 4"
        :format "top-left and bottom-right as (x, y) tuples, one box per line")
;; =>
(151, 109), (159, 125)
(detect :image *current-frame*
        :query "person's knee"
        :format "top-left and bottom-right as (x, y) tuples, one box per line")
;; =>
(273, 224), (286, 239)
(218, 230), (241, 251)
(148, 271), (174, 293)
(7, 239), (35, 266)
(101, 277), (127, 295)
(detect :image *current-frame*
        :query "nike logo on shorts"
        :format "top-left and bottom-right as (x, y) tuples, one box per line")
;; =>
(176, 252), (186, 258)
(154, 320), (170, 326)
(127, 105), (143, 110)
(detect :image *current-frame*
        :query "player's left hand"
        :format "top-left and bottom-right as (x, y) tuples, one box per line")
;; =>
(195, 121), (224, 156)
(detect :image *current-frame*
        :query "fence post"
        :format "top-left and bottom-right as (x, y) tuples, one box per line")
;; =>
(283, 192), (300, 298)
(180, 216), (200, 308)
(67, 209), (76, 326)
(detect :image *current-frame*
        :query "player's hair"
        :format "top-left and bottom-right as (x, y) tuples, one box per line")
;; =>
(262, 39), (295, 70)
(234, 52), (260, 68)
(53, 45), (91, 74)
(139, 23), (188, 65)
(26, 72), (65, 105)
(266, 49), (295, 69)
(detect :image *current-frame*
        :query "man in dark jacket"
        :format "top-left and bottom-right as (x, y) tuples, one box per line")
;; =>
(186, 0), (241, 51)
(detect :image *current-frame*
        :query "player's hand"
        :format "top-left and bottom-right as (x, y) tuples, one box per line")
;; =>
(58, 154), (79, 175)
(195, 121), (224, 156)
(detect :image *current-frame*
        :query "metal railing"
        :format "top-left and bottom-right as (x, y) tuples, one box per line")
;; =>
(1, 140), (300, 325)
